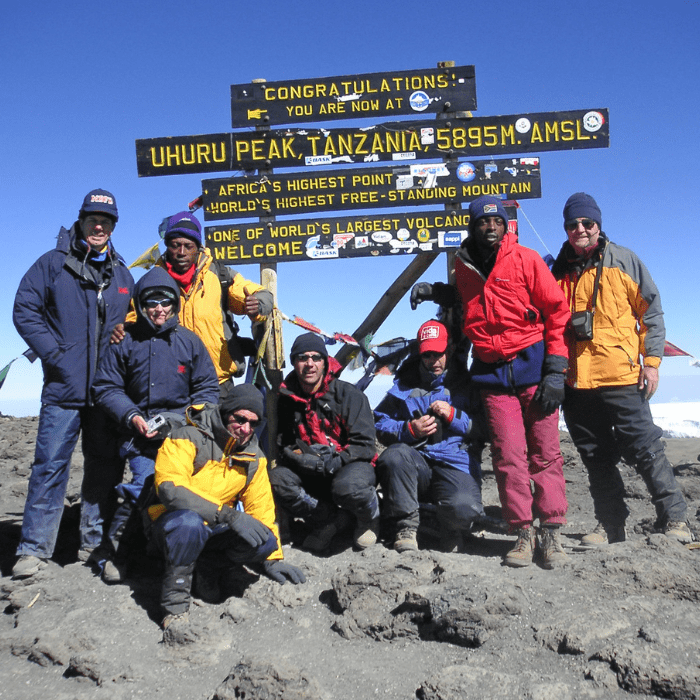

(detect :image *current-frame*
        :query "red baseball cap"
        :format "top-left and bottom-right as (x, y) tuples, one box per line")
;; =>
(417, 320), (448, 354)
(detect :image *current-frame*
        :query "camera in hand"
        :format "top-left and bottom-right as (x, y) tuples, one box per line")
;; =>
(146, 414), (167, 434)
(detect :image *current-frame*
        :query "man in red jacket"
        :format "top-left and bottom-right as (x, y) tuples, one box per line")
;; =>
(453, 196), (571, 568)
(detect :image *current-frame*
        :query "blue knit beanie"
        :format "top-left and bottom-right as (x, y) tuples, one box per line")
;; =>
(563, 193), (602, 228)
(161, 211), (202, 245)
(468, 196), (509, 234)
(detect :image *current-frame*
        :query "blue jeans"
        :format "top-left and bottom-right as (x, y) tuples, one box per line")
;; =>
(17, 403), (124, 559)
(108, 440), (159, 550)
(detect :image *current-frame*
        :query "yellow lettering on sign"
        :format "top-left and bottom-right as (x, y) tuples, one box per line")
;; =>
(560, 121), (575, 141)
(531, 123), (543, 143)
(462, 184), (507, 197)
(545, 121), (559, 141)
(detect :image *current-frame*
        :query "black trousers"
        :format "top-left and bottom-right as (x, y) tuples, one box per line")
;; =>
(270, 460), (377, 522)
(563, 384), (687, 527)
(376, 443), (484, 532)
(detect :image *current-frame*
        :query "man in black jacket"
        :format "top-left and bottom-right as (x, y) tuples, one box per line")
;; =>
(270, 333), (379, 552)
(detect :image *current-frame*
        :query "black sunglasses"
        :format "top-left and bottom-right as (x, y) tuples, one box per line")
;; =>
(295, 353), (324, 363)
(229, 413), (261, 428)
(565, 218), (597, 232)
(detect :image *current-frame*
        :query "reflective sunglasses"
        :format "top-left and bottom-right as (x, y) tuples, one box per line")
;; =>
(229, 413), (261, 428)
(295, 353), (324, 363)
(565, 218), (597, 232)
(143, 298), (174, 309)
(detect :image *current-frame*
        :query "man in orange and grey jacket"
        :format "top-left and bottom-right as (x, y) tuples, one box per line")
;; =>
(551, 192), (691, 546)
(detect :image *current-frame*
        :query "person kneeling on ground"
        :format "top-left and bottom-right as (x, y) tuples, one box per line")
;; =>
(374, 320), (487, 553)
(270, 333), (380, 552)
(93, 266), (220, 583)
(149, 384), (305, 634)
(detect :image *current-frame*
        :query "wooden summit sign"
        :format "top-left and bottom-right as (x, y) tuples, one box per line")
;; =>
(202, 158), (541, 219)
(135, 108), (608, 177)
(230, 66), (477, 127)
(205, 204), (519, 266)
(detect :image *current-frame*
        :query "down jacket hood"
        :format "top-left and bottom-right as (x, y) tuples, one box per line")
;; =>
(133, 267), (181, 333)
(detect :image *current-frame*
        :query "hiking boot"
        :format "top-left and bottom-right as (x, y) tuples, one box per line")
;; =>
(78, 546), (110, 570)
(576, 522), (626, 550)
(12, 555), (47, 579)
(394, 528), (419, 553)
(161, 612), (196, 645)
(504, 527), (535, 567)
(303, 522), (338, 552)
(538, 525), (567, 570)
(438, 526), (463, 553)
(354, 517), (379, 549)
(102, 559), (127, 584)
(77, 548), (93, 562)
(663, 520), (693, 544)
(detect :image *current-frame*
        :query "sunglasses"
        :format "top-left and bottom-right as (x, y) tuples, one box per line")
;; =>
(565, 218), (597, 232)
(143, 298), (174, 309)
(229, 413), (261, 428)
(295, 353), (324, 363)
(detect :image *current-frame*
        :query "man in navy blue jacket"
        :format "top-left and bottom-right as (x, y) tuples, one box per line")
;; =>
(12, 189), (134, 578)
(374, 320), (485, 553)
(93, 266), (219, 583)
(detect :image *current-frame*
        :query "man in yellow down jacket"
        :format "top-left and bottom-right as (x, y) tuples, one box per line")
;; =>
(551, 193), (691, 547)
(116, 211), (273, 396)
(151, 384), (305, 637)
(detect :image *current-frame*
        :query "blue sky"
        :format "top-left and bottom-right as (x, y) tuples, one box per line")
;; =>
(2, 0), (700, 415)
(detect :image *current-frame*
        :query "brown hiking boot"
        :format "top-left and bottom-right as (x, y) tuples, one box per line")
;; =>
(538, 525), (567, 569)
(576, 522), (626, 550)
(663, 520), (693, 544)
(394, 528), (419, 553)
(354, 517), (379, 549)
(504, 527), (535, 567)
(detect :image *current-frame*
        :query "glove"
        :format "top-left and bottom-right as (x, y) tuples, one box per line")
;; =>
(409, 282), (457, 310)
(307, 444), (343, 476)
(533, 354), (568, 415)
(283, 445), (342, 476)
(410, 282), (434, 310)
(219, 508), (274, 548)
(262, 560), (306, 585)
(282, 446), (324, 474)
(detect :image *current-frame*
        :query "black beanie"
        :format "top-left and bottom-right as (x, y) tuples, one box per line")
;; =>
(219, 384), (264, 421)
(563, 192), (602, 228)
(290, 333), (328, 361)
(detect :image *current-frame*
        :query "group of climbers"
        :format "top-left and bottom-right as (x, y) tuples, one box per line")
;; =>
(10, 189), (693, 638)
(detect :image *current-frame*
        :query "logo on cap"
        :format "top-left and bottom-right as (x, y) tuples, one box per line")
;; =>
(483, 204), (497, 214)
(420, 325), (441, 341)
(90, 194), (114, 205)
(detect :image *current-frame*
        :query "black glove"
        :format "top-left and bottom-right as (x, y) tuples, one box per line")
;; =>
(219, 508), (274, 548)
(410, 282), (434, 310)
(410, 281), (457, 310)
(307, 444), (343, 476)
(262, 560), (306, 585)
(283, 445), (342, 476)
(533, 354), (568, 415)
(282, 446), (324, 474)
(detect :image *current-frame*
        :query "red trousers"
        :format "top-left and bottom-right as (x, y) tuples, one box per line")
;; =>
(481, 385), (567, 530)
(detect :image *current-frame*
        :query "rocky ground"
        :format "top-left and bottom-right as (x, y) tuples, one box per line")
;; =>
(1, 412), (699, 700)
